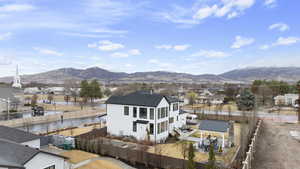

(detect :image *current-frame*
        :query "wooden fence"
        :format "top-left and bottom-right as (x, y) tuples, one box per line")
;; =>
(241, 120), (262, 169)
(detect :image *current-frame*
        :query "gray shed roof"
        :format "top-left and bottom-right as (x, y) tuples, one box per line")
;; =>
(106, 91), (181, 107)
(0, 126), (40, 143)
(199, 120), (229, 133)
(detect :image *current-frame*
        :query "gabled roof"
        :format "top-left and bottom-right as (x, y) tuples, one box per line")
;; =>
(0, 126), (40, 143)
(0, 139), (67, 168)
(106, 91), (182, 107)
(199, 120), (229, 133)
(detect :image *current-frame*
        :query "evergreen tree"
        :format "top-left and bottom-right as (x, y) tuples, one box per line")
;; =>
(206, 143), (216, 169)
(80, 80), (89, 99)
(187, 143), (196, 169)
(90, 79), (103, 103)
(237, 89), (255, 111)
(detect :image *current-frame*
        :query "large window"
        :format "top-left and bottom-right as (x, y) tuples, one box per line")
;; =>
(173, 103), (179, 111)
(157, 123), (161, 134)
(169, 117), (174, 124)
(133, 122), (137, 132)
(44, 166), (55, 169)
(157, 108), (161, 119)
(139, 108), (147, 119)
(150, 108), (154, 120)
(149, 123), (154, 135)
(133, 107), (137, 118)
(124, 106), (129, 116)
(161, 107), (166, 118)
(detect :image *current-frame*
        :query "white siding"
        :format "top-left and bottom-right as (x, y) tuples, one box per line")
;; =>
(21, 139), (40, 149)
(106, 97), (186, 143)
(24, 152), (66, 169)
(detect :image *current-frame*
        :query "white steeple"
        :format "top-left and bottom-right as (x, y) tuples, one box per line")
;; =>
(12, 65), (22, 88)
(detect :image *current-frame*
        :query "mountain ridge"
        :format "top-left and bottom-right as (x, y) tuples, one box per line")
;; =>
(1, 66), (300, 84)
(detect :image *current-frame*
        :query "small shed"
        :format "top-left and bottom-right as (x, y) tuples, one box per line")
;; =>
(198, 120), (230, 148)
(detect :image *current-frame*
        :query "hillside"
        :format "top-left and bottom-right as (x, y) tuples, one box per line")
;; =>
(0, 67), (300, 84)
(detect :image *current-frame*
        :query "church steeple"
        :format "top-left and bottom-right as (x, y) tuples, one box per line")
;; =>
(12, 65), (22, 88)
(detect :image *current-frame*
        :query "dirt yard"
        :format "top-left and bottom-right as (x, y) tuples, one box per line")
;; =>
(61, 150), (99, 164)
(78, 159), (123, 169)
(253, 121), (300, 169)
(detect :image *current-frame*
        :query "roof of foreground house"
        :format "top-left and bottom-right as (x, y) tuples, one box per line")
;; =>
(199, 120), (229, 133)
(106, 91), (181, 107)
(0, 139), (67, 168)
(0, 125), (40, 143)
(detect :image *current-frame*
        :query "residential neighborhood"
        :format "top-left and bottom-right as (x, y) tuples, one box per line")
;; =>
(0, 0), (300, 169)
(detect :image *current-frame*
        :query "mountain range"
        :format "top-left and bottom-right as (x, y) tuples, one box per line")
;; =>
(1, 67), (300, 84)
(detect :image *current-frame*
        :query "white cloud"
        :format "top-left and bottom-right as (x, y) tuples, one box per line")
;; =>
(269, 23), (289, 32)
(0, 56), (12, 65)
(91, 28), (128, 34)
(0, 32), (12, 40)
(231, 36), (255, 49)
(193, 0), (255, 20)
(155, 44), (190, 51)
(264, 0), (277, 7)
(33, 47), (63, 56)
(259, 45), (270, 50)
(259, 37), (300, 50)
(273, 37), (300, 46)
(128, 49), (141, 55)
(89, 40), (124, 51)
(110, 52), (128, 58)
(61, 32), (112, 38)
(173, 44), (190, 51)
(0, 4), (35, 12)
(125, 63), (134, 68)
(155, 45), (173, 50)
(191, 50), (230, 58)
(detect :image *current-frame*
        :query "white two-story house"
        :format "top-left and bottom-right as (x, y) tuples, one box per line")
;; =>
(105, 91), (187, 143)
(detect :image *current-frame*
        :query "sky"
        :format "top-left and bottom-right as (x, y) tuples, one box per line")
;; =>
(0, 0), (300, 77)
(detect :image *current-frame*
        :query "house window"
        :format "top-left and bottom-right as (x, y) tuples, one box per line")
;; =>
(161, 107), (165, 118)
(157, 123), (161, 134)
(150, 123), (154, 135)
(158, 108), (161, 119)
(133, 122), (137, 132)
(169, 117), (174, 124)
(44, 165), (55, 169)
(139, 108), (147, 119)
(150, 108), (154, 120)
(177, 116), (178, 121)
(166, 107), (169, 117)
(133, 107), (137, 118)
(124, 106), (129, 116)
(173, 103), (179, 111)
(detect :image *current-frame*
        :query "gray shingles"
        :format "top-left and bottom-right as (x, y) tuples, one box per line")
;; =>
(0, 125), (40, 143)
(105, 91), (181, 107)
(199, 120), (229, 133)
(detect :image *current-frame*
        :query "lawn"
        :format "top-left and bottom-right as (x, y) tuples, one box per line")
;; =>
(78, 159), (123, 169)
(184, 102), (239, 112)
(60, 150), (99, 164)
(54, 124), (104, 137)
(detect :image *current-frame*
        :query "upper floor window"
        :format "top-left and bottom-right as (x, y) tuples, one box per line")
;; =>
(173, 103), (179, 111)
(158, 108), (161, 119)
(133, 107), (137, 118)
(139, 107), (147, 119)
(150, 108), (154, 120)
(124, 106), (129, 116)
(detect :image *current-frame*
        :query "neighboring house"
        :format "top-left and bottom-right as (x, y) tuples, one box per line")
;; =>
(24, 87), (41, 94)
(274, 94), (299, 106)
(0, 126), (68, 169)
(105, 91), (187, 143)
(0, 87), (21, 112)
(44, 87), (65, 95)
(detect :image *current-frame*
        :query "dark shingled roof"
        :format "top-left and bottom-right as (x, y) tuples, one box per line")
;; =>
(106, 91), (181, 107)
(0, 126), (40, 143)
(199, 120), (229, 133)
(0, 139), (39, 166)
(0, 139), (67, 168)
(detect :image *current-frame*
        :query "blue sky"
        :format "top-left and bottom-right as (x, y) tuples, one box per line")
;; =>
(0, 0), (300, 77)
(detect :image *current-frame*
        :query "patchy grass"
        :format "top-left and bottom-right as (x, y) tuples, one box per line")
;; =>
(184, 103), (238, 112)
(78, 159), (123, 169)
(60, 150), (99, 164)
(53, 124), (104, 137)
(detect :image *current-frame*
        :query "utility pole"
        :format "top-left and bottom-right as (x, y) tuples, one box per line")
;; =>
(7, 98), (10, 120)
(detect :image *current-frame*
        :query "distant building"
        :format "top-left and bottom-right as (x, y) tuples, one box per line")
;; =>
(12, 65), (22, 88)
(24, 87), (41, 94)
(0, 126), (68, 169)
(106, 91), (187, 143)
(274, 94), (299, 106)
(0, 87), (21, 112)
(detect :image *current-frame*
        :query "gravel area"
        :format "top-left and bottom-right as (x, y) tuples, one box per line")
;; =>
(253, 121), (300, 169)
